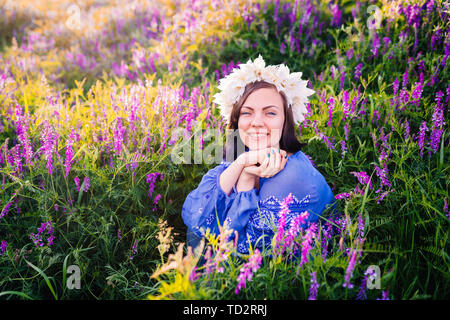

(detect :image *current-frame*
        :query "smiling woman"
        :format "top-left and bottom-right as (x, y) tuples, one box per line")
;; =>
(182, 56), (338, 253)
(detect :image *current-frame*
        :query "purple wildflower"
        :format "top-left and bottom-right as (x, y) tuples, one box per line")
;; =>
(402, 69), (409, 88)
(330, 3), (342, 27)
(74, 177), (81, 192)
(117, 228), (122, 240)
(376, 188), (395, 204)
(354, 63), (363, 81)
(30, 221), (54, 247)
(403, 119), (410, 141)
(350, 171), (373, 191)
(15, 104), (33, 167)
(357, 212), (365, 238)
(374, 163), (392, 193)
(113, 118), (126, 154)
(382, 37), (391, 55)
(371, 33), (381, 58)
(235, 249), (262, 295)
(411, 81), (423, 108)
(344, 123), (350, 141)
(308, 271), (320, 300)
(377, 290), (390, 300)
(283, 211), (310, 256)
(83, 176), (90, 192)
(0, 240), (7, 255)
(417, 120), (429, 158)
(130, 240), (138, 260)
(0, 201), (12, 220)
(429, 92), (446, 154)
(274, 193), (294, 256)
(280, 42), (286, 54)
(152, 194), (162, 211)
(340, 140), (347, 158)
(356, 267), (377, 300)
(189, 266), (200, 282)
(342, 90), (350, 120)
(327, 97), (335, 128)
(146, 172), (164, 199)
(41, 122), (58, 175)
(9, 146), (23, 176)
(299, 223), (318, 268)
(335, 192), (351, 201)
(64, 131), (76, 179)
(342, 238), (364, 289)
(392, 77), (400, 107)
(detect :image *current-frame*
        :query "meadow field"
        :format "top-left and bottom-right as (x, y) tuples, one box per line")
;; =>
(0, 0), (448, 300)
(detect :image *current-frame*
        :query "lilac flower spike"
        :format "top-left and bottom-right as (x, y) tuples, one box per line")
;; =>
(235, 249), (262, 295)
(130, 240), (138, 260)
(417, 120), (429, 158)
(74, 177), (81, 192)
(274, 193), (294, 255)
(299, 223), (318, 267)
(83, 176), (90, 192)
(0, 201), (12, 220)
(41, 122), (58, 175)
(0, 240), (7, 255)
(30, 221), (55, 247)
(64, 131), (77, 179)
(343, 238), (364, 289)
(308, 271), (320, 300)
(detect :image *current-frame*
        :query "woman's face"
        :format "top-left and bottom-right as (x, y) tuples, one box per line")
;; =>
(238, 87), (285, 151)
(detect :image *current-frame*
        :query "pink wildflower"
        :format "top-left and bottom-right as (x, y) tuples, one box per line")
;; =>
(64, 131), (76, 179)
(83, 176), (90, 192)
(235, 249), (262, 295)
(74, 177), (81, 192)
(308, 271), (320, 300)
(299, 223), (318, 267)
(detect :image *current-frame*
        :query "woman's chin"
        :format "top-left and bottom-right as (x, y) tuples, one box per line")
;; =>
(248, 144), (270, 151)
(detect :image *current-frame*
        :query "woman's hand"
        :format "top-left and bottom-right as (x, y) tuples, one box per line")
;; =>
(242, 147), (288, 178)
(237, 147), (287, 168)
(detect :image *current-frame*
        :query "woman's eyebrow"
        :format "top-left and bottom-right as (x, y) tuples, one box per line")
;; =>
(241, 105), (279, 110)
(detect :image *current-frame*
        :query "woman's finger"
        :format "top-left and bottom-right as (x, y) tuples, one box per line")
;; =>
(257, 150), (270, 177)
(264, 149), (276, 177)
(274, 148), (281, 171)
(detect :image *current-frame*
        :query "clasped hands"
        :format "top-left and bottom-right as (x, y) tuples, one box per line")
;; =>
(237, 147), (288, 179)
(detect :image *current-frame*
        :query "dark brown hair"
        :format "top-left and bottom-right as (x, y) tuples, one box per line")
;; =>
(222, 81), (306, 162)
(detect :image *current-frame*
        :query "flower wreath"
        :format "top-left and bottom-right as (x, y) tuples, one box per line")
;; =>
(213, 55), (315, 125)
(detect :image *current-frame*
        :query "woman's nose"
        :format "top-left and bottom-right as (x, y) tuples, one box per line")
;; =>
(251, 113), (265, 126)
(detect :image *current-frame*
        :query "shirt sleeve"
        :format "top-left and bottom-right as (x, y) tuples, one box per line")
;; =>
(182, 163), (259, 240)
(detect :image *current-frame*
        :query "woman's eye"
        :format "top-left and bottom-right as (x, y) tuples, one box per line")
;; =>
(240, 111), (276, 116)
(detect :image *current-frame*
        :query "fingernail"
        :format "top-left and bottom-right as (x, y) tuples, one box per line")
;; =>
(277, 149), (280, 153)
(284, 154), (287, 158)
(267, 153), (270, 157)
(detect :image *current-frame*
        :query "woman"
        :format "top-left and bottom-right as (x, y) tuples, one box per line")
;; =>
(182, 56), (337, 254)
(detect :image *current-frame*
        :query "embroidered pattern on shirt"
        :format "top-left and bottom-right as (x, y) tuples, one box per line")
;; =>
(238, 194), (312, 254)
(206, 212), (215, 225)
